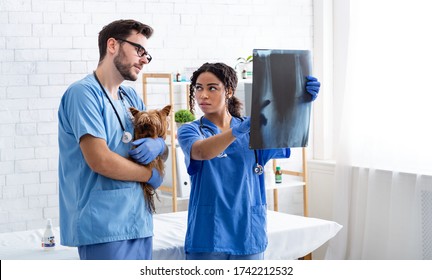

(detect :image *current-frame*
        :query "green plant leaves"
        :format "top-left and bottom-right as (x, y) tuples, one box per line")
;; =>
(175, 109), (195, 123)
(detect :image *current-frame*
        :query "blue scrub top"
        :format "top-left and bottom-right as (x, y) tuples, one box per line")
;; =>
(177, 116), (290, 255)
(58, 74), (152, 247)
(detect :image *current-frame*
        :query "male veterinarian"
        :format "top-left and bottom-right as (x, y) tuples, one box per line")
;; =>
(58, 19), (167, 260)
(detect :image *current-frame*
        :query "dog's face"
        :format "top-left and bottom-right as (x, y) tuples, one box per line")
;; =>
(130, 105), (172, 140)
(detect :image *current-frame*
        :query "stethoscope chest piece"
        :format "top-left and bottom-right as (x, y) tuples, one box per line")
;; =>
(254, 163), (264, 175)
(253, 149), (264, 175)
(122, 131), (132, 143)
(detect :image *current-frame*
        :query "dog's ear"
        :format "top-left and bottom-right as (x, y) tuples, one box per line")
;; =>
(161, 105), (172, 117)
(129, 107), (140, 117)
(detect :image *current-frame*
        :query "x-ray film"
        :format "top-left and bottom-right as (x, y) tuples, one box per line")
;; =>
(250, 49), (312, 149)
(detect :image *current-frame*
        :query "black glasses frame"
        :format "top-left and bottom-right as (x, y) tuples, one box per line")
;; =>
(114, 38), (152, 63)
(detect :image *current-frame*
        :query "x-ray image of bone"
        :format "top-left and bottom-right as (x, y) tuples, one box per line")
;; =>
(250, 49), (312, 149)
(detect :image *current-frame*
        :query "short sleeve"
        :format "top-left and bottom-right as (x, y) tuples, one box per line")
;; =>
(177, 121), (204, 175)
(260, 148), (291, 166)
(59, 82), (107, 143)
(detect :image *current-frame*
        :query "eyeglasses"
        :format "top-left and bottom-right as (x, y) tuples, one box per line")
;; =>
(114, 38), (152, 63)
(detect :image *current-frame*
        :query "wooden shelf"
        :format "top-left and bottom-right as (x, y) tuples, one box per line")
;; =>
(272, 147), (308, 216)
(158, 192), (189, 201)
(266, 179), (306, 190)
(272, 147), (311, 260)
(142, 73), (190, 212)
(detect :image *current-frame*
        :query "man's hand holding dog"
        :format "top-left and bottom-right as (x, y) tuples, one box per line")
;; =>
(129, 137), (166, 165)
(147, 168), (162, 189)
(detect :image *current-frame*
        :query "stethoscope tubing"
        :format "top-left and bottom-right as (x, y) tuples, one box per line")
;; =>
(93, 72), (133, 143)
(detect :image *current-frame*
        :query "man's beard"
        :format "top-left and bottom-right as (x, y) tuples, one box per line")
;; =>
(114, 47), (137, 81)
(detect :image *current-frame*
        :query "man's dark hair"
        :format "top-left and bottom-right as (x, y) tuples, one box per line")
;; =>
(98, 19), (153, 62)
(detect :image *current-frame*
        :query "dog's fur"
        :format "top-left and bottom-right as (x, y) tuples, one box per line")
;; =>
(129, 105), (172, 213)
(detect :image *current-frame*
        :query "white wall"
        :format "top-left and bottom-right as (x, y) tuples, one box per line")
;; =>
(307, 159), (336, 259)
(0, 0), (314, 233)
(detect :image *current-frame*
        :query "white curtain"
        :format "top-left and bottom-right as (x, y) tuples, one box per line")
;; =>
(326, 0), (432, 259)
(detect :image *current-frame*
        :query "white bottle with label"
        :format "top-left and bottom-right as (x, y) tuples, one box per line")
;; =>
(41, 219), (55, 250)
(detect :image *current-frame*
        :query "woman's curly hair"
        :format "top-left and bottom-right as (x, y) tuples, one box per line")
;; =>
(188, 62), (242, 118)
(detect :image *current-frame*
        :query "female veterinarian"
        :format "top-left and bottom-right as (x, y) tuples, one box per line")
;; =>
(177, 62), (320, 260)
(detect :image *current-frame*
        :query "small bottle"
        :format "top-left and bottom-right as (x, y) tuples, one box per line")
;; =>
(275, 166), (282, 184)
(176, 70), (181, 82)
(41, 219), (55, 250)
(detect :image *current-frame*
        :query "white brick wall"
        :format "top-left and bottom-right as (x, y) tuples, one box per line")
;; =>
(0, 0), (314, 233)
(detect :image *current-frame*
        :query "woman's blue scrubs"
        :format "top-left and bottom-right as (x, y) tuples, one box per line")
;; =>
(58, 74), (153, 259)
(177, 116), (290, 259)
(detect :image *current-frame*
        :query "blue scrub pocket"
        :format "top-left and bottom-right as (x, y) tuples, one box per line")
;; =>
(79, 186), (137, 244)
(186, 205), (215, 250)
(251, 205), (267, 247)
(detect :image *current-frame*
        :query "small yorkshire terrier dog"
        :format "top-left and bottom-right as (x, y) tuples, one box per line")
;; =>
(129, 105), (172, 213)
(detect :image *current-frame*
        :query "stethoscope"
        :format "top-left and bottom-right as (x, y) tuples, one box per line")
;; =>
(93, 72), (134, 144)
(199, 116), (264, 175)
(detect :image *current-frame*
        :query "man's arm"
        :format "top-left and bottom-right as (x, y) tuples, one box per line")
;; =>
(79, 134), (151, 182)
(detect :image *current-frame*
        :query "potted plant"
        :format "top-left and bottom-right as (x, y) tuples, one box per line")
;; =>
(174, 109), (195, 128)
(235, 55), (253, 79)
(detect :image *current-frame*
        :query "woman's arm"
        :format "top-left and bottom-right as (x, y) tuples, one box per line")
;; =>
(190, 117), (250, 160)
(190, 129), (236, 160)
